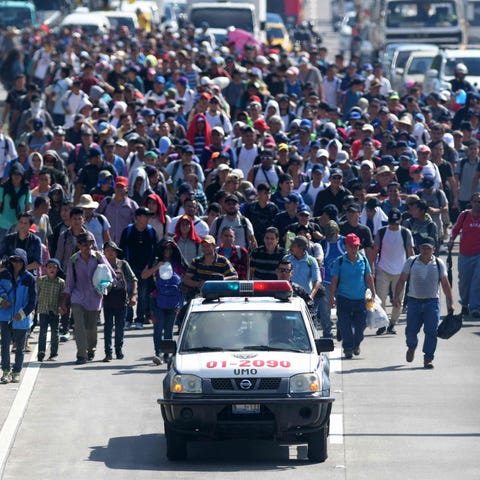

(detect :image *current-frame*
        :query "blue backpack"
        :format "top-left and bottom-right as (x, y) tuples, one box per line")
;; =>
(155, 271), (182, 310)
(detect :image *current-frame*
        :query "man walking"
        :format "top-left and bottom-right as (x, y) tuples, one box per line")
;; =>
(329, 233), (376, 359)
(394, 237), (454, 369)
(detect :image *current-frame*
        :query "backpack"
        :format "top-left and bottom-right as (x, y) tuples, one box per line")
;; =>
(214, 215), (249, 246)
(408, 255), (442, 283)
(378, 226), (409, 259)
(155, 271), (182, 309)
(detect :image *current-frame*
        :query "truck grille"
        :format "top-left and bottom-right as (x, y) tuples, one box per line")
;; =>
(211, 378), (282, 390)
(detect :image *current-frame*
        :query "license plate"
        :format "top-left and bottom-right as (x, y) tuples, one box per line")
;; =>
(232, 404), (261, 414)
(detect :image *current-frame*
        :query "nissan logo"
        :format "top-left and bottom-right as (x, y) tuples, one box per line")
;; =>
(239, 379), (253, 390)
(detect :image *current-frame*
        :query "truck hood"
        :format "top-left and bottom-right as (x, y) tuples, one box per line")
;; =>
(175, 351), (320, 377)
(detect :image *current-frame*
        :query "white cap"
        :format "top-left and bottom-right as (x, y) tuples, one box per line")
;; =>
(316, 149), (329, 158)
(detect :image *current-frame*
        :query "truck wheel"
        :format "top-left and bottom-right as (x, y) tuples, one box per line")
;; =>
(164, 423), (187, 461)
(307, 426), (328, 462)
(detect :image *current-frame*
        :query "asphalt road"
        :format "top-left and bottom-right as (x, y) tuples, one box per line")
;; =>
(1, 3), (480, 479)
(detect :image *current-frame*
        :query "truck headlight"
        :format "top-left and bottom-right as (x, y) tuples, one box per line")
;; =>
(289, 373), (321, 393)
(171, 374), (202, 394)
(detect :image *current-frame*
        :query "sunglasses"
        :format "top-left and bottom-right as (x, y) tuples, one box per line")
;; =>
(10, 258), (22, 263)
(277, 268), (292, 273)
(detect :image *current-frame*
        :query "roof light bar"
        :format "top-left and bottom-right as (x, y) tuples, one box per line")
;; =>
(201, 280), (293, 301)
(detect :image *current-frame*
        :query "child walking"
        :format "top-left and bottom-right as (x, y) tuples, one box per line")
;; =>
(37, 258), (65, 362)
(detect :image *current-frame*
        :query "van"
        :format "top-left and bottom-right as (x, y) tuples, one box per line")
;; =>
(0, 1), (36, 28)
(60, 12), (111, 35)
(395, 48), (439, 93)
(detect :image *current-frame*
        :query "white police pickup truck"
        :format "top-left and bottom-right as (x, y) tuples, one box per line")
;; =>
(158, 280), (335, 462)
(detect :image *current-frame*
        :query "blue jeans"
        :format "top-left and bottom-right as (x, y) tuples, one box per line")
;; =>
(458, 254), (480, 311)
(150, 298), (176, 357)
(1, 323), (28, 373)
(405, 297), (440, 362)
(126, 277), (149, 324)
(38, 313), (59, 357)
(104, 306), (127, 355)
(336, 295), (367, 354)
(316, 282), (333, 338)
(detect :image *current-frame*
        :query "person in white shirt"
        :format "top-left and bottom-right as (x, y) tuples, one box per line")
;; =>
(62, 79), (88, 129)
(235, 125), (259, 178)
(297, 164), (328, 208)
(205, 96), (232, 137)
(373, 208), (414, 335)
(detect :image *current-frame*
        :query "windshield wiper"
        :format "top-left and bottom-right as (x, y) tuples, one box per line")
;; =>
(242, 345), (306, 353)
(182, 346), (226, 352)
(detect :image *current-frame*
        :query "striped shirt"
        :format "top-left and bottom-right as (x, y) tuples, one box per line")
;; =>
(250, 246), (287, 280)
(37, 275), (65, 315)
(186, 253), (237, 282)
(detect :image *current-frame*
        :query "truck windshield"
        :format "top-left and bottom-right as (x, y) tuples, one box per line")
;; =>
(33, 0), (63, 8)
(181, 310), (311, 352)
(0, 6), (32, 28)
(386, 1), (459, 28)
(190, 8), (254, 31)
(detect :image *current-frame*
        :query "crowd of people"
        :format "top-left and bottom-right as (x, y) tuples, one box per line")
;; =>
(0, 16), (479, 383)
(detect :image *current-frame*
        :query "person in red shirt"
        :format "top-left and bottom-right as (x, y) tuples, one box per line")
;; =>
(448, 192), (480, 317)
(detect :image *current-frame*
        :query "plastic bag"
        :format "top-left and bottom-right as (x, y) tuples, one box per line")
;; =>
(366, 295), (389, 329)
(92, 263), (113, 295)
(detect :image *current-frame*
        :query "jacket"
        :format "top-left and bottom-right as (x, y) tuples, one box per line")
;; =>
(0, 248), (37, 329)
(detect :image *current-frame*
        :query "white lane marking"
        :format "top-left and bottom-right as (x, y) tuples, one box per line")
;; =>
(329, 414), (344, 444)
(329, 348), (344, 444)
(0, 344), (40, 476)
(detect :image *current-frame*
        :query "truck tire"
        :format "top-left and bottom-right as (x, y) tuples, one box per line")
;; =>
(307, 425), (328, 462)
(164, 423), (187, 461)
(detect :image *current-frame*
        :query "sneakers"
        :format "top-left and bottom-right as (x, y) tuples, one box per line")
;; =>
(124, 322), (132, 330)
(38, 351), (45, 362)
(461, 306), (469, 316)
(87, 352), (95, 361)
(11, 372), (20, 383)
(25, 341), (32, 353)
(60, 332), (70, 342)
(376, 326), (386, 335)
(48, 355), (58, 361)
(152, 355), (163, 365)
(406, 348), (415, 363)
(1, 370), (12, 384)
(343, 351), (353, 359)
(103, 354), (112, 362)
(424, 360), (434, 369)
(353, 347), (361, 356)
(135, 322), (144, 330)
(75, 357), (87, 365)
(116, 350), (124, 360)
(471, 310), (480, 318)
(387, 325), (397, 335)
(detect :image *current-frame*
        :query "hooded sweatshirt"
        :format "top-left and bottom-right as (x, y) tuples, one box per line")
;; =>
(0, 248), (37, 329)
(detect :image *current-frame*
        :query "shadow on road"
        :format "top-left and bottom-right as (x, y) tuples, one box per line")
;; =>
(88, 434), (313, 470)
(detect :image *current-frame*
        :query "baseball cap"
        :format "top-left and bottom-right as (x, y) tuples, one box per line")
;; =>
(98, 170), (112, 182)
(115, 176), (128, 187)
(284, 192), (301, 204)
(419, 236), (435, 248)
(346, 203), (361, 213)
(330, 169), (343, 178)
(365, 198), (380, 210)
(344, 233), (361, 246)
(388, 208), (402, 224)
(316, 149), (329, 159)
(336, 151), (349, 164)
(360, 160), (375, 170)
(135, 207), (152, 217)
(311, 164), (325, 174)
(201, 234), (216, 244)
(225, 194), (239, 203)
(298, 205), (311, 215)
(409, 164), (423, 175)
(417, 144), (431, 154)
(86, 147), (102, 159)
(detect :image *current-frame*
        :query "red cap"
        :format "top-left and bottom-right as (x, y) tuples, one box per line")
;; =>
(345, 233), (361, 246)
(409, 164), (423, 175)
(115, 176), (128, 187)
(253, 118), (270, 132)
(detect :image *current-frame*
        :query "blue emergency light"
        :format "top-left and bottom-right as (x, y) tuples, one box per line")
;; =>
(201, 280), (293, 301)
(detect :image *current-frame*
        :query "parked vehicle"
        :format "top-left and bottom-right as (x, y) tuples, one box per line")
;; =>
(423, 48), (480, 93)
(97, 10), (139, 33)
(60, 11), (111, 34)
(0, 0), (36, 28)
(465, 0), (480, 44)
(393, 48), (439, 93)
